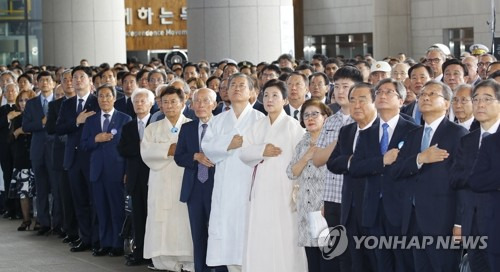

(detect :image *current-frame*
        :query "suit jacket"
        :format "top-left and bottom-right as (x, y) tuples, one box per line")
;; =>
(80, 110), (131, 182)
(468, 131), (500, 254)
(46, 97), (67, 171)
(253, 101), (267, 115)
(174, 120), (216, 203)
(55, 94), (99, 169)
(350, 116), (419, 228)
(117, 116), (151, 193)
(451, 128), (498, 237)
(22, 95), (54, 162)
(326, 122), (366, 225)
(114, 96), (136, 118)
(0, 104), (16, 145)
(401, 101), (423, 125)
(392, 118), (468, 235)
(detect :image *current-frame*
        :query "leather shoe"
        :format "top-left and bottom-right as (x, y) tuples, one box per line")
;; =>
(125, 257), (147, 266)
(68, 238), (82, 247)
(92, 247), (111, 256)
(108, 248), (124, 257)
(36, 226), (51, 236)
(70, 241), (91, 252)
(62, 235), (79, 244)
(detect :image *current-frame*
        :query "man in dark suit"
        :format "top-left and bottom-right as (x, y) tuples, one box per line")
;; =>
(56, 66), (100, 252)
(401, 64), (433, 125)
(0, 83), (18, 218)
(174, 88), (227, 272)
(284, 72), (308, 120)
(451, 84), (481, 132)
(468, 130), (500, 271)
(80, 84), (131, 257)
(117, 88), (154, 266)
(114, 72), (137, 118)
(453, 79), (500, 272)
(327, 82), (378, 272)
(22, 71), (60, 235)
(393, 80), (468, 272)
(46, 69), (79, 242)
(350, 78), (419, 272)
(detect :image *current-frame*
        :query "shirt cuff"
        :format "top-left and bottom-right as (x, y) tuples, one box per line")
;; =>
(416, 153), (423, 169)
(454, 224), (462, 228)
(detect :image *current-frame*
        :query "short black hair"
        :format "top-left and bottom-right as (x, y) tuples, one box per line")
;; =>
(333, 65), (363, 83)
(348, 82), (376, 102)
(96, 84), (117, 98)
(262, 79), (288, 99)
(37, 70), (55, 81)
(473, 78), (500, 100)
(408, 63), (433, 78)
(309, 72), (330, 85)
(261, 64), (281, 76)
(183, 62), (199, 73)
(312, 54), (328, 67)
(442, 59), (468, 77)
(72, 66), (92, 78)
(17, 73), (32, 84)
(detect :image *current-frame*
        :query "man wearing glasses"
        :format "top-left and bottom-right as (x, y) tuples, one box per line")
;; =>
(393, 80), (468, 271)
(478, 54), (497, 80)
(425, 47), (447, 81)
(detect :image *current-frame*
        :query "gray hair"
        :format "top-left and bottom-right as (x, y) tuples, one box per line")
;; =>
(473, 79), (500, 100)
(168, 78), (190, 95)
(193, 88), (217, 102)
(131, 88), (155, 105)
(423, 80), (452, 101)
(454, 84), (473, 96)
(426, 47), (446, 61)
(374, 78), (407, 101)
(228, 73), (254, 91)
(0, 70), (18, 83)
(4, 82), (19, 93)
(154, 84), (168, 97)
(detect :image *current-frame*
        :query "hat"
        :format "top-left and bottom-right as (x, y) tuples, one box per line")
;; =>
(238, 61), (254, 68)
(470, 44), (489, 55)
(370, 61), (391, 73)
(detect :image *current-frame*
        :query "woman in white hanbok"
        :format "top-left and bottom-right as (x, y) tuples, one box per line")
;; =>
(141, 85), (194, 272)
(239, 79), (307, 272)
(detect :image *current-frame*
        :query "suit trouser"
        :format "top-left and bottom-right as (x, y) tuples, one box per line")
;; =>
(408, 207), (460, 272)
(92, 171), (124, 249)
(130, 178), (148, 260)
(67, 153), (99, 246)
(187, 179), (227, 272)
(324, 201), (351, 272)
(55, 169), (78, 237)
(467, 212), (491, 272)
(366, 199), (413, 272)
(32, 142), (60, 227)
(344, 205), (376, 272)
(0, 142), (15, 215)
(489, 252), (500, 272)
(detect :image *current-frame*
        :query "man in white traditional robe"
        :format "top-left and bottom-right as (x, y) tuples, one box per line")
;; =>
(202, 73), (265, 272)
(141, 86), (194, 272)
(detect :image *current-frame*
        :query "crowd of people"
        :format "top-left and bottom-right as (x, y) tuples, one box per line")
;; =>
(0, 42), (499, 272)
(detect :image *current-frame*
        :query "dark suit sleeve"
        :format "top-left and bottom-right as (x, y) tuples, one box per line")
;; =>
(450, 137), (468, 190)
(22, 100), (44, 133)
(326, 127), (350, 175)
(46, 101), (58, 135)
(0, 107), (10, 131)
(174, 123), (197, 170)
(468, 137), (500, 192)
(349, 132), (385, 178)
(56, 100), (79, 135)
(390, 133), (419, 180)
(117, 121), (139, 158)
(80, 118), (98, 152)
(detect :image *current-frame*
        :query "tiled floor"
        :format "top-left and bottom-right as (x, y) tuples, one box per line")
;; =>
(0, 219), (149, 272)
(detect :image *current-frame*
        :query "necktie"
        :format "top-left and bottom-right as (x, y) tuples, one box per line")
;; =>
(293, 109), (299, 120)
(103, 113), (110, 132)
(197, 123), (209, 183)
(42, 98), (48, 116)
(414, 106), (422, 124)
(420, 127), (432, 152)
(224, 106), (230, 111)
(77, 98), (84, 114)
(380, 123), (389, 155)
(480, 132), (491, 148)
(138, 120), (145, 140)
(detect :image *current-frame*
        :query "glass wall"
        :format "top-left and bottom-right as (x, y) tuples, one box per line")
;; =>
(0, 0), (42, 66)
(304, 33), (373, 60)
(444, 28), (474, 58)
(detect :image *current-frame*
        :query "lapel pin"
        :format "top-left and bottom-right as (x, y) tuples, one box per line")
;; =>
(398, 141), (404, 149)
(111, 128), (117, 135)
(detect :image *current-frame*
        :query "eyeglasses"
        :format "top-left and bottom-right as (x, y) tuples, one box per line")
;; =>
(98, 94), (114, 100)
(418, 92), (445, 99)
(261, 73), (277, 79)
(375, 89), (400, 97)
(472, 97), (498, 105)
(451, 97), (472, 104)
(303, 111), (321, 120)
(425, 58), (442, 64)
(478, 62), (492, 68)
(149, 78), (164, 83)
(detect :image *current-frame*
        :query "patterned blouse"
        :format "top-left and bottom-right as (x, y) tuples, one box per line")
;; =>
(287, 132), (326, 247)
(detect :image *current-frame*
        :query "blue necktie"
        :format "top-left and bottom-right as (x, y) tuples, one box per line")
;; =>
(197, 124), (209, 183)
(77, 98), (84, 114)
(42, 98), (48, 116)
(420, 127), (432, 152)
(103, 113), (110, 132)
(414, 105), (422, 124)
(380, 123), (389, 155)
